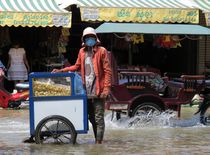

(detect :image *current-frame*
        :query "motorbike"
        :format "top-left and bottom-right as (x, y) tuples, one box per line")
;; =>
(0, 75), (29, 108)
(194, 87), (210, 126)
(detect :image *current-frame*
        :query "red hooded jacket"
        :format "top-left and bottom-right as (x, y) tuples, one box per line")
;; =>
(62, 46), (112, 96)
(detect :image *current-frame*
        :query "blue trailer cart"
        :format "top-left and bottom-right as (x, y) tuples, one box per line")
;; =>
(29, 72), (88, 144)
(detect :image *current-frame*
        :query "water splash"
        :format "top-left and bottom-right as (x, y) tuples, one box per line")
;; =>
(170, 113), (203, 127)
(105, 110), (203, 129)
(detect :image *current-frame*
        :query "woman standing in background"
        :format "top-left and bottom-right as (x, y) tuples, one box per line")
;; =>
(7, 41), (30, 85)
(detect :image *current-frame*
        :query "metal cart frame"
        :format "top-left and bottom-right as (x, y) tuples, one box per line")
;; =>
(29, 72), (88, 144)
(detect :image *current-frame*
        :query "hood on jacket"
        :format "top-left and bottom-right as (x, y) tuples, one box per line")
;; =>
(81, 27), (100, 46)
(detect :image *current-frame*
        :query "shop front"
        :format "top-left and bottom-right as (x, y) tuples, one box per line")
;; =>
(0, 0), (72, 72)
(0, 0), (72, 91)
(67, 0), (206, 75)
(190, 0), (210, 75)
(96, 23), (210, 75)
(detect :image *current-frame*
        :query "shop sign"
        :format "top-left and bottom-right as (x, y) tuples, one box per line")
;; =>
(0, 12), (71, 27)
(81, 8), (199, 23)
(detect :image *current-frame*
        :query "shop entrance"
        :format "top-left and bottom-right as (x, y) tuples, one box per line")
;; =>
(0, 26), (71, 92)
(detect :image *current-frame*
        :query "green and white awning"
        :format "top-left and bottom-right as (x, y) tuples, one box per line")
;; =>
(0, 0), (71, 27)
(191, 0), (210, 26)
(77, 0), (194, 8)
(76, 0), (199, 23)
(191, 0), (210, 13)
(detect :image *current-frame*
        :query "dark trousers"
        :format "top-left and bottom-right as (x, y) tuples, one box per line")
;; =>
(88, 98), (105, 141)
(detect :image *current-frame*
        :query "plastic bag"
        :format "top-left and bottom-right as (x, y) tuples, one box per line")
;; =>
(74, 72), (86, 95)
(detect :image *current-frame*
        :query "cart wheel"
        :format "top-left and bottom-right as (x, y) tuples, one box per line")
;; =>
(35, 115), (77, 144)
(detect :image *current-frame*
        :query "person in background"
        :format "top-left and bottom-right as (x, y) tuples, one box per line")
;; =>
(0, 60), (5, 87)
(52, 27), (112, 144)
(0, 60), (5, 76)
(7, 41), (30, 85)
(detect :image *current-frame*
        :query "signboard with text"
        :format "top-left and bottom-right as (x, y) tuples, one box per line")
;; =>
(81, 8), (199, 24)
(0, 12), (71, 27)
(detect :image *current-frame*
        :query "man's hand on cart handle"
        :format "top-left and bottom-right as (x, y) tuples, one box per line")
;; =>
(51, 69), (63, 73)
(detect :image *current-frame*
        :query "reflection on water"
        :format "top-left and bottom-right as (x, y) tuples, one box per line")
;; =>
(0, 106), (210, 154)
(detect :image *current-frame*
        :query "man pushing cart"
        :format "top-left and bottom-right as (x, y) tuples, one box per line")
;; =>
(25, 27), (112, 144)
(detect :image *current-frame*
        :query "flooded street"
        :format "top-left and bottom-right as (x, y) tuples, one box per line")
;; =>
(1, 106), (210, 155)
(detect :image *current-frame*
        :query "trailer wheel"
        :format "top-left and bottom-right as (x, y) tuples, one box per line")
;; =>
(35, 115), (77, 144)
(132, 102), (161, 117)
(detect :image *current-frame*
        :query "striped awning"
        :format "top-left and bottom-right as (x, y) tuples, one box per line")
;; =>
(0, 0), (71, 27)
(76, 0), (199, 23)
(190, 0), (210, 26)
(191, 0), (210, 13)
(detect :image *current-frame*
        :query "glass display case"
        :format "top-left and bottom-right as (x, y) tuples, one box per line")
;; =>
(28, 72), (88, 137)
(32, 76), (72, 97)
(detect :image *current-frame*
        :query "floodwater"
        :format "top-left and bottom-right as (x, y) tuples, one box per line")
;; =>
(1, 106), (210, 155)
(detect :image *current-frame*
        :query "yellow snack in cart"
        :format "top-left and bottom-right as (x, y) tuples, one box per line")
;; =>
(33, 81), (71, 96)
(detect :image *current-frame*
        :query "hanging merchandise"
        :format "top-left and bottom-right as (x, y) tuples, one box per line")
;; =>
(124, 34), (144, 44)
(161, 35), (175, 49)
(62, 28), (70, 36)
(130, 34), (144, 44)
(113, 33), (144, 50)
(153, 35), (182, 49)
(171, 35), (182, 48)
(58, 28), (70, 54)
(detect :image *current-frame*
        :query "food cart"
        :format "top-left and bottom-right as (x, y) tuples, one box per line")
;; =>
(29, 72), (88, 144)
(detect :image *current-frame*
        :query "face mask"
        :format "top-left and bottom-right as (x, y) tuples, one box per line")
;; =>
(85, 37), (96, 47)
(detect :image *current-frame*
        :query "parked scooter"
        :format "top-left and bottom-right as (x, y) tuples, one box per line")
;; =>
(0, 75), (29, 108)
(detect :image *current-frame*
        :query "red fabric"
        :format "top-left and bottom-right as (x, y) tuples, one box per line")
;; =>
(111, 85), (132, 101)
(63, 46), (112, 96)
